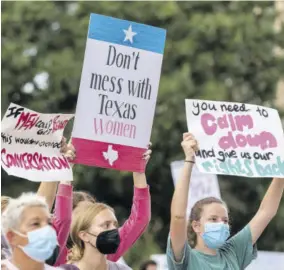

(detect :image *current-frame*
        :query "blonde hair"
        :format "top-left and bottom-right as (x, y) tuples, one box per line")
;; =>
(1, 196), (11, 213)
(72, 191), (96, 210)
(2, 193), (49, 234)
(68, 201), (114, 263)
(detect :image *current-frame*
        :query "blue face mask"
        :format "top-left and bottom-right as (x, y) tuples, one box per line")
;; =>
(14, 225), (58, 262)
(201, 222), (230, 249)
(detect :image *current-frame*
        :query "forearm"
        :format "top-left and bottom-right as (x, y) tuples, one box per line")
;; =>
(53, 183), (73, 266)
(259, 177), (284, 218)
(171, 162), (193, 218)
(108, 186), (150, 261)
(37, 182), (58, 211)
(249, 177), (284, 244)
(169, 161), (193, 262)
(133, 172), (147, 188)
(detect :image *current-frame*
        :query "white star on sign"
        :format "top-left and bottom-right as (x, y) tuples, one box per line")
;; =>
(123, 25), (137, 44)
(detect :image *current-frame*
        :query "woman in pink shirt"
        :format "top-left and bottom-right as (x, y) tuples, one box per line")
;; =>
(52, 142), (152, 266)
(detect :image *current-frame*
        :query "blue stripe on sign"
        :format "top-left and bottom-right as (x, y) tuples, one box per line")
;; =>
(88, 13), (166, 54)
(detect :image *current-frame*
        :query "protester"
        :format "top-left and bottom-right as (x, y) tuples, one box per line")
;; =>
(1, 181), (73, 267)
(167, 132), (284, 269)
(68, 201), (131, 270)
(1, 193), (68, 269)
(139, 259), (157, 270)
(1, 137), (75, 268)
(57, 145), (152, 265)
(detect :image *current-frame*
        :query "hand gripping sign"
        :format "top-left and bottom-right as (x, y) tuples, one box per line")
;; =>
(72, 14), (166, 172)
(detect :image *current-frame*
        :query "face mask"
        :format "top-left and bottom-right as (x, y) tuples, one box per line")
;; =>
(201, 222), (230, 249)
(45, 245), (60, 266)
(14, 225), (58, 262)
(88, 229), (120, 254)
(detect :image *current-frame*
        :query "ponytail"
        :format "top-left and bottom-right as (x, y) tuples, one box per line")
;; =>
(68, 244), (84, 263)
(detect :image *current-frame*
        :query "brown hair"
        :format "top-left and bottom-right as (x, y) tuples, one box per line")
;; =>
(1, 196), (11, 214)
(187, 197), (228, 248)
(68, 201), (114, 263)
(72, 191), (96, 210)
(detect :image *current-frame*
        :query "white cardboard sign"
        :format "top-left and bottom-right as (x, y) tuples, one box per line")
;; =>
(72, 14), (166, 172)
(186, 99), (284, 178)
(1, 103), (74, 182)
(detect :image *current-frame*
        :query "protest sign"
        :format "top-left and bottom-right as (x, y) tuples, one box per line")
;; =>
(1, 103), (74, 182)
(185, 99), (284, 178)
(72, 13), (166, 172)
(171, 160), (221, 217)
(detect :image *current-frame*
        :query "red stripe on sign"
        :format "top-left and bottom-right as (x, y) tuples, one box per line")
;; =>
(71, 137), (147, 172)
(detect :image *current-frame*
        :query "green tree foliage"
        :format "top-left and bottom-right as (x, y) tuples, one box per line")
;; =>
(2, 1), (284, 268)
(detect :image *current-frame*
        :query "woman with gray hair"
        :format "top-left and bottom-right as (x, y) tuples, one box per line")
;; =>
(1, 192), (76, 270)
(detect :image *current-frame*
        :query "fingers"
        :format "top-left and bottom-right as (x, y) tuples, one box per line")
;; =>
(142, 148), (152, 164)
(67, 142), (76, 154)
(143, 149), (152, 158)
(60, 136), (76, 157)
(181, 132), (199, 155)
(183, 132), (195, 141)
(60, 137), (68, 153)
(61, 136), (67, 144)
(64, 149), (76, 160)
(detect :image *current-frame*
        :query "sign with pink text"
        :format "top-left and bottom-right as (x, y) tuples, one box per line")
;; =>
(185, 99), (284, 178)
(1, 103), (74, 182)
(72, 14), (166, 172)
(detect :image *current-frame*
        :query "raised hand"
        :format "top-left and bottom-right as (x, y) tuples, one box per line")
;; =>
(143, 142), (152, 164)
(60, 137), (76, 161)
(181, 133), (199, 161)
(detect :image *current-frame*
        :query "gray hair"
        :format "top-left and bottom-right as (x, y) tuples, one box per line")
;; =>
(1, 193), (49, 234)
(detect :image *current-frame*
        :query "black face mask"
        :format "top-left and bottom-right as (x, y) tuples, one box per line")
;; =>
(88, 229), (120, 254)
(45, 245), (60, 266)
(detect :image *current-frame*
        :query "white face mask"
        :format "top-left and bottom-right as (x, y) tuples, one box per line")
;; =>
(13, 225), (58, 262)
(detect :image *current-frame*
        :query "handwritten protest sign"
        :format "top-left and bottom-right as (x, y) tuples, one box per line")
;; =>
(185, 99), (284, 178)
(72, 14), (166, 172)
(171, 160), (221, 217)
(1, 103), (74, 182)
